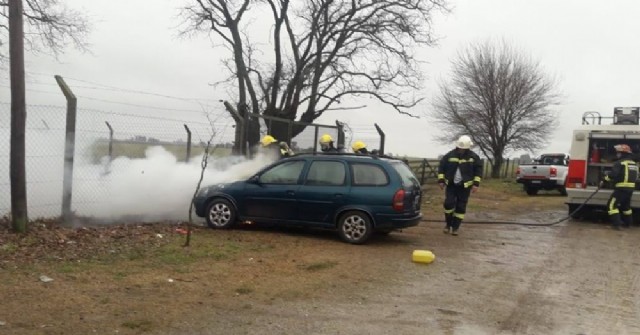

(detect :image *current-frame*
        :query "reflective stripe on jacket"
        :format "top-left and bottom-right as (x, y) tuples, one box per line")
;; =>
(605, 156), (639, 189)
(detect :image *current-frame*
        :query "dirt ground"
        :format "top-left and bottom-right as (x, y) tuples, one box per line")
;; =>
(2, 181), (640, 335)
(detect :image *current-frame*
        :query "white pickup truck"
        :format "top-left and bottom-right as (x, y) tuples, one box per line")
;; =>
(516, 153), (570, 196)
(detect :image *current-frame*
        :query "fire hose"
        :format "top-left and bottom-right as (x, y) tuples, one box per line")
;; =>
(422, 186), (602, 227)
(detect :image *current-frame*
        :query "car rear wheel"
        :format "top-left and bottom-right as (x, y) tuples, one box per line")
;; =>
(337, 211), (372, 244)
(205, 198), (237, 229)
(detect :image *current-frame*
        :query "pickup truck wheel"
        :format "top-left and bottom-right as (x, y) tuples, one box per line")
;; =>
(559, 187), (568, 196)
(524, 186), (539, 196)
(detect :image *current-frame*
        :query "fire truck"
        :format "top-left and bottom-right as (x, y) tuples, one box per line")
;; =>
(565, 107), (640, 218)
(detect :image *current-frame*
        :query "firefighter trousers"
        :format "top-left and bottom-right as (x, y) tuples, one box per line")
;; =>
(443, 184), (472, 230)
(607, 188), (634, 228)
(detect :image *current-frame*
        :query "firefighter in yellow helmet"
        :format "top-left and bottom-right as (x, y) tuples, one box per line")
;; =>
(603, 144), (638, 230)
(319, 134), (345, 153)
(437, 135), (483, 236)
(352, 140), (369, 154)
(260, 135), (294, 159)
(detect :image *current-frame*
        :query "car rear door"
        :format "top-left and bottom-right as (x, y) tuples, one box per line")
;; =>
(296, 160), (349, 225)
(242, 160), (306, 221)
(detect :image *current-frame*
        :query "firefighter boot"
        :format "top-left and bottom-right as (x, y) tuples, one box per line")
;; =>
(443, 213), (453, 234)
(451, 217), (462, 236)
(622, 214), (632, 228)
(610, 214), (623, 230)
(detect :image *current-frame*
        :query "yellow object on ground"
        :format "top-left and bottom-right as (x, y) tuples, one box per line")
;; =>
(412, 250), (435, 264)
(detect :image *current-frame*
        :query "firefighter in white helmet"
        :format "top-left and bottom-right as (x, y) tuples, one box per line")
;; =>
(260, 135), (294, 159)
(437, 135), (483, 236)
(603, 144), (638, 230)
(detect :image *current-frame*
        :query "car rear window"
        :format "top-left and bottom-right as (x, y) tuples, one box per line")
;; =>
(391, 161), (421, 188)
(305, 161), (346, 186)
(351, 163), (388, 186)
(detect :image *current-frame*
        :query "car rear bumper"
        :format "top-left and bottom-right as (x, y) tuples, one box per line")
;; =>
(374, 213), (422, 230)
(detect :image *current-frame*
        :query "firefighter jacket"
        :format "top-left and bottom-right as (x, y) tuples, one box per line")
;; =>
(437, 148), (483, 188)
(604, 154), (638, 189)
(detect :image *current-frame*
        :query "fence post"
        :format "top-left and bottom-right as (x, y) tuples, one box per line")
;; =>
(105, 121), (113, 163)
(335, 120), (345, 148)
(420, 159), (427, 184)
(374, 123), (385, 155)
(184, 124), (192, 162)
(55, 75), (77, 226)
(313, 126), (319, 154)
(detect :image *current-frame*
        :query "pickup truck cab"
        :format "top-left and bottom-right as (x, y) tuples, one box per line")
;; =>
(516, 153), (569, 195)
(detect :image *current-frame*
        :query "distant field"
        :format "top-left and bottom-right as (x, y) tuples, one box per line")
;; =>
(87, 140), (233, 163)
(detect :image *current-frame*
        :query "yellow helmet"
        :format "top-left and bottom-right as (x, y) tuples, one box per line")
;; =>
(352, 140), (367, 152)
(319, 134), (333, 144)
(260, 135), (277, 147)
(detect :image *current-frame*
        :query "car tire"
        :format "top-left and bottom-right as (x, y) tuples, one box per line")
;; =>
(205, 198), (237, 229)
(525, 186), (538, 196)
(337, 211), (373, 244)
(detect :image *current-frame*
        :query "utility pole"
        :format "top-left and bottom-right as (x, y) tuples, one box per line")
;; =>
(9, 0), (28, 233)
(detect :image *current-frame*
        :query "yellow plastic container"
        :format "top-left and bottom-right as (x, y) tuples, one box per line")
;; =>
(412, 250), (435, 264)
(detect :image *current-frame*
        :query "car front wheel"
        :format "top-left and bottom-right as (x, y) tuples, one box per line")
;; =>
(337, 211), (372, 244)
(205, 198), (237, 229)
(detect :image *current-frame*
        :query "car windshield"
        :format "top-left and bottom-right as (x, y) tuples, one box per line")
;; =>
(390, 162), (420, 188)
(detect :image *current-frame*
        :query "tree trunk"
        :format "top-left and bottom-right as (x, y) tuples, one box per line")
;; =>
(491, 155), (504, 179)
(9, 0), (28, 233)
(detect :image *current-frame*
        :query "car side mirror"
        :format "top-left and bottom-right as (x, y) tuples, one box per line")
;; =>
(248, 175), (261, 184)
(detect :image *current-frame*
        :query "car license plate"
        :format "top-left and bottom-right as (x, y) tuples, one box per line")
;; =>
(532, 180), (541, 184)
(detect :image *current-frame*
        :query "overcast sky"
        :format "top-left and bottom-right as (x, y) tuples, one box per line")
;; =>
(3, 0), (640, 158)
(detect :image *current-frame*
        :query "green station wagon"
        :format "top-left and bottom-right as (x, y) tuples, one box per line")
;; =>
(193, 153), (423, 244)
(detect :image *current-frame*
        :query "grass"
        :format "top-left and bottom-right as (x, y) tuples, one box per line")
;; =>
(297, 260), (339, 272)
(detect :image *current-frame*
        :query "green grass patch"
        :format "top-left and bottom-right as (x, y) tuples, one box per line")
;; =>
(121, 319), (154, 332)
(235, 286), (254, 295)
(298, 260), (338, 272)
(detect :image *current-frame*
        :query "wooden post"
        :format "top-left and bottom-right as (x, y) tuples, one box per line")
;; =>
(420, 159), (427, 184)
(55, 75), (77, 226)
(335, 121), (345, 148)
(105, 121), (113, 162)
(374, 123), (385, 155)
(184, 124), (192, 162)
(9, 0), (28, 232)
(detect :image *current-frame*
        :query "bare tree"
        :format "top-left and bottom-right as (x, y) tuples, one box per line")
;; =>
(181, 0), (449, 150)
(1, 0), (90, 60)
(430, 40), (561, 178)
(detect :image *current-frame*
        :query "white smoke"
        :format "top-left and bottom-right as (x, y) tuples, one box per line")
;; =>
(72, 146), (277, 222)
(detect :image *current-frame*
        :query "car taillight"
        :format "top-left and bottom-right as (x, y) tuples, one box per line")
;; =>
(392, 189), (405, 212)
(516, 167), (521, 176)
(550, 167), (557, 177)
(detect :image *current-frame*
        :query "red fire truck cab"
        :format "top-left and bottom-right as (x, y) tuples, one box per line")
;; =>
(566, 107), (640, 218)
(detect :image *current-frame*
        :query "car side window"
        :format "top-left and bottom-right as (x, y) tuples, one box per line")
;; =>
(305, 161), (346, 186)
(351, 163), (389, 186)
(259, 160), (305, 184)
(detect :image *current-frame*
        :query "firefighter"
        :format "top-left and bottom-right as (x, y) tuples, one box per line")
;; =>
(352, 140), (369, 154)
(437, 135), (483, 236)
(260, 135), (294, 159)
(319, 134), (345, 153)
(603, 144), (638, 230)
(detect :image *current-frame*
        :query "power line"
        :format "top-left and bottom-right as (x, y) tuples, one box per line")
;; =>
(24, 71), (222, 104)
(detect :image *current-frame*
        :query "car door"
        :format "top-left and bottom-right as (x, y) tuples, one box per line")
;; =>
(296, 160), (349, 225)
(242, 160), (306, 221)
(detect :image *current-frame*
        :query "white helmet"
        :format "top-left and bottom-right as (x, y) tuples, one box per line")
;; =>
(456, 135), (473, 149)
